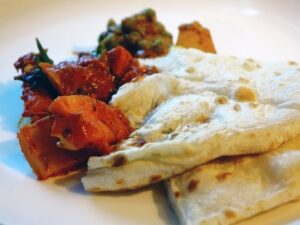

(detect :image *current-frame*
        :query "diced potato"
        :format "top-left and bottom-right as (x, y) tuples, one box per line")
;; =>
(176, 21), (217, 53)
(18, 116), (92, 180)
(49, 95), (132, 154)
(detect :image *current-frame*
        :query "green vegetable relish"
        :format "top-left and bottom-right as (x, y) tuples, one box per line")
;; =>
(96, 8), (173, 58)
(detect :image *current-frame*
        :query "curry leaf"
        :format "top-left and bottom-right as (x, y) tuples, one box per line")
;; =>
(36, 38), (54, 64)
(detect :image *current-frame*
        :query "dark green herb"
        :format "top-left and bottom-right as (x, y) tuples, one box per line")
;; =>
(35, 38), (54, 64)
(14, 39), (57, 97)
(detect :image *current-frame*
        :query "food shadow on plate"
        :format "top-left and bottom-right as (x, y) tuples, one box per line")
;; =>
(52, 170), (88, 194)
(94, 183), (180, 225)
(54, 172), (159, 197)
(152, 182), (180, 225)
(0, 139), (35, 178)
(54, 175), (180, 225)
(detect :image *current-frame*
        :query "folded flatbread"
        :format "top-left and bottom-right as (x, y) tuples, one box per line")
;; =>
(82, 47), (300, 192)
(165, 136), (300, 225)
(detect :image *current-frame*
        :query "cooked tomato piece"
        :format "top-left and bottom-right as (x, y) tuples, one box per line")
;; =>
(14, 51), (56, 122)
(21, 85), (53, 122)
(48, 95), (131, 154)
(40, 55), (116, 101)
(107, 46), (133, 78)
(14, 52), (37, 74)
(107, 46), (158, 85)
(18, 116), (93, 180)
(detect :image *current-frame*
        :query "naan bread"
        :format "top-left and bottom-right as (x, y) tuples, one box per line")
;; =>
(165, 136), (300, 225)
(82, 47), (300, 192)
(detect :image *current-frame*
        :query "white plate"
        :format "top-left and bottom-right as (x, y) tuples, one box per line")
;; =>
(1, 0), (300, 225)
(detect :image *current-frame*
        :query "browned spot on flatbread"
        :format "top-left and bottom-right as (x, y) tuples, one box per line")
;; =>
(170, 132), (179, 139)
(242, 60), (260, 71)
(215, 96), (228, 105)
(133, 136), (147, 147)
(193, 167), (203, 174)
(224, 209), (236, 219)
(116, 179), (125, 185)
(111, 154), (127, 167)
(288, 61), (298, 66)
(233, 104), (241, 112)
(161, 127), (175, 134)
(150, 174), (162, 183)
(249, 102), (258, 108)
(197, 115), (209, 123)
(174, 191), (182, 198)
(274, 71), (281, 76)
(186, 66), (196, 73)
(234, 86), (257, 102)
(187, 179), (199, 192)
(238, 77), (249, 83)
(216, 172), (232, 181)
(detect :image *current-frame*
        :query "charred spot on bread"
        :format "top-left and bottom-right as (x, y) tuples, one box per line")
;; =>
(216, 172), (232, 181)
(133, 136), (147, 147)
(150, 174), (163, 183)
(174, 191), (182, 198)
(187, 179), (199, 192)
(111, 154), (127, 167)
